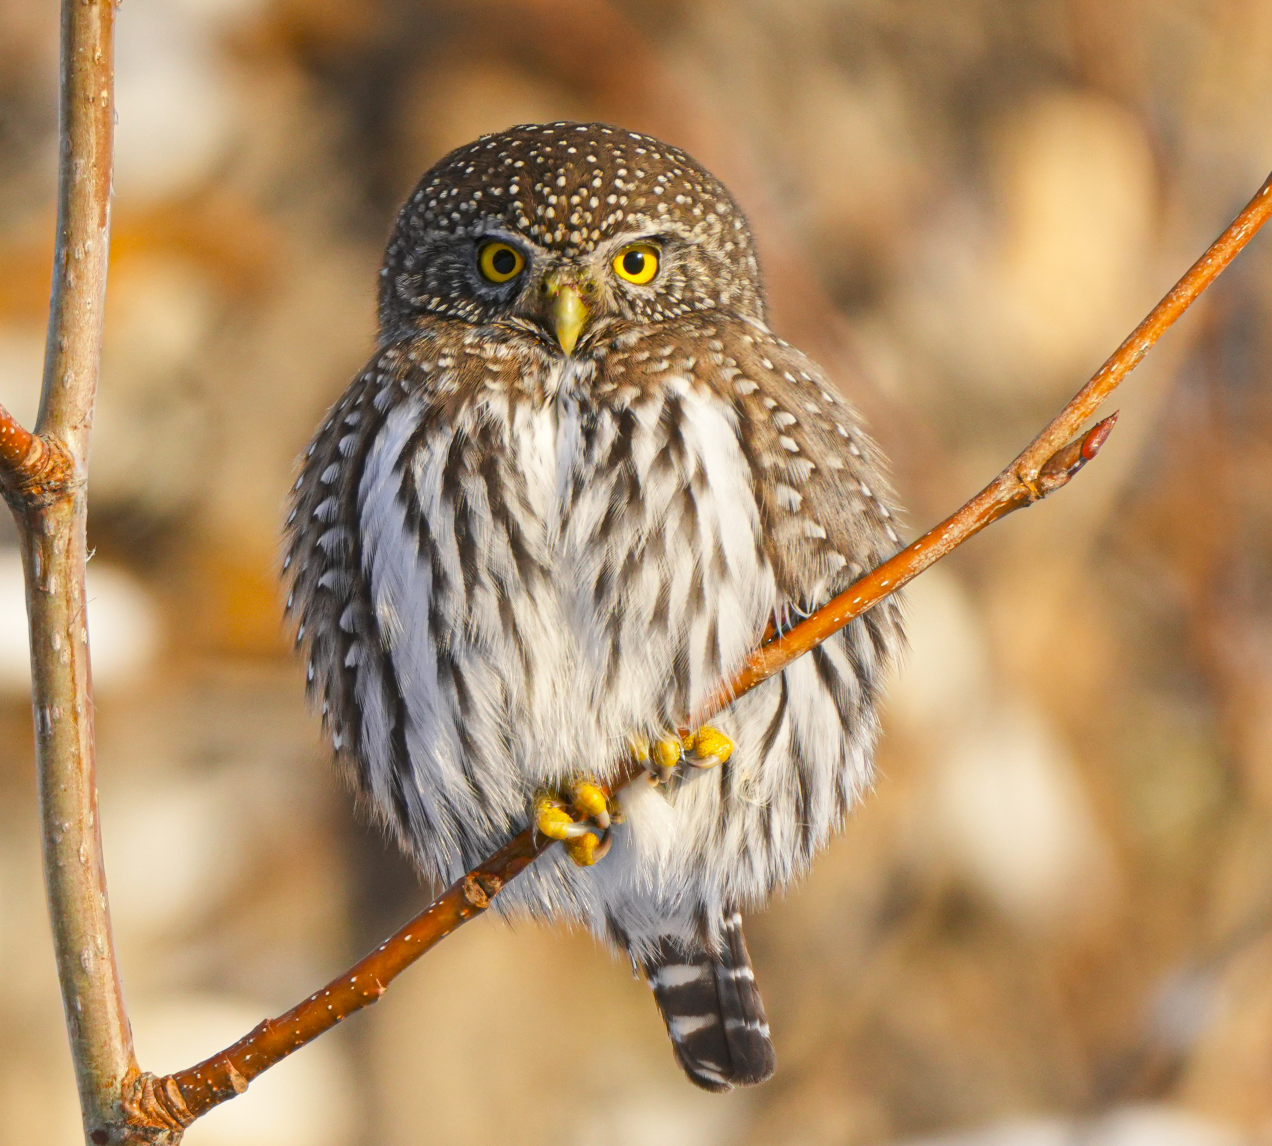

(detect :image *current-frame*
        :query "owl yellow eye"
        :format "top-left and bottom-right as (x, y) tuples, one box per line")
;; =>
(612, 243), (660, 285)
(478, 241), (525, 283)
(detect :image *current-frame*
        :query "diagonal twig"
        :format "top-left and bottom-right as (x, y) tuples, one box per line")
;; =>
(116, 172), (1272, 1135)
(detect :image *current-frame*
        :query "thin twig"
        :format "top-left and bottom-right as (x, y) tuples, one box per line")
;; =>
(121, 171), (1272, 1134)
(0, 2), (135, 1145)
(0, 406), (35, 470)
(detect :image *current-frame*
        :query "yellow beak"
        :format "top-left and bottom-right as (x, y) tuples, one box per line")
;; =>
(550, 284), (589, 356)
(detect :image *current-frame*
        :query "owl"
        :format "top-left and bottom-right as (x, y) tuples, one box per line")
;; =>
(285, 122), (903, 1091)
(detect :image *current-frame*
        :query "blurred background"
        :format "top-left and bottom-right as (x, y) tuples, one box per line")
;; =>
(2, 1), (1272, 1143)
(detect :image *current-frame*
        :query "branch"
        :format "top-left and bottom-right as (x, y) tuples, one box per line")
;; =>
(0, 2), (136, 1144)
(110, 170), (1272, 1136)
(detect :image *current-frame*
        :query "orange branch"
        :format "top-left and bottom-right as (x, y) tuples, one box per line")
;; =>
(0, 404), (35, 472)
(125, 169), (1272, 1136)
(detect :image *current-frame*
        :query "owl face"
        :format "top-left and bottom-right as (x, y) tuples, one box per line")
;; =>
(378, 122), (767, 352)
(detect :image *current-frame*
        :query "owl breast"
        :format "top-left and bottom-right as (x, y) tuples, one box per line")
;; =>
(353, 347), (778, 886)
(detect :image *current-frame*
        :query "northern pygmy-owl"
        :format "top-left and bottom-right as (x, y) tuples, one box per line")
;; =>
(285, 122), (903, 1091)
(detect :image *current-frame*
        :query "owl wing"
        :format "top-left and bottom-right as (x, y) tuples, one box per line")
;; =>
(284, 347), (425, 843)
(710, 318), (902, 615)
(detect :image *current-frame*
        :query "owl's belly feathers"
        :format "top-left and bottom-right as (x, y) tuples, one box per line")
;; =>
(352, 370), (881, 951)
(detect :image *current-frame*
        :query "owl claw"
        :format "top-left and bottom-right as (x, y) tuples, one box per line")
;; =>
(570, 779), (611, 830)
(653, 735), (684, 782)
(534, 780), (616, 866)
(565, 829), (612, 866)
(629, 733), (682, 783)
(635, 727), (734, 784)
(683, 726), (734, 770)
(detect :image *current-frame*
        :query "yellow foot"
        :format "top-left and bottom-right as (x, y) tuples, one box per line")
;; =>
(632, 726), (735, 783)
(534, 779), (615, 867)
(684, 726), (734, 769)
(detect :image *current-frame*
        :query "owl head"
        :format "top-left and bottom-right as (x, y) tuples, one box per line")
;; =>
(378, 122), (765, 353)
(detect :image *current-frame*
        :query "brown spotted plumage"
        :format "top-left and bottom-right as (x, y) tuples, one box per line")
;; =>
(285, 122), (903, 1092)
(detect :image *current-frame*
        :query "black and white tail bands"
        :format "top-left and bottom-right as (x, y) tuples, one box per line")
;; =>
(644, 912), (776, 1091)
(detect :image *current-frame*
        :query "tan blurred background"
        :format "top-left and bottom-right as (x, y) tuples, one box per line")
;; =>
(3, 1), (1272, 1143)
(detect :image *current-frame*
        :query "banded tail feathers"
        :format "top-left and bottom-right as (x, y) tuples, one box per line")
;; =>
(643, 912), (776, 1092)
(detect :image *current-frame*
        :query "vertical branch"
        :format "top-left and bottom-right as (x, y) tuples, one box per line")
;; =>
(2, 0), (136, 1142)
(39, 0), (115, 461)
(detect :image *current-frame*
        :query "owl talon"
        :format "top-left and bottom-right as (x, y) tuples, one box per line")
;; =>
(644, 726), (734, 784)
(684, 726), (734, 770)
(631, 732), (684, 783)
(565, 830), (612, 866)
(534, 781), (616, 866)
(570, 779), (611, 830)
(651, 735), (684, 783)
(534, 799), (590, 840)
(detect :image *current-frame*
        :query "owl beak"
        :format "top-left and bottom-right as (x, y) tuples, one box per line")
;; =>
(549, 283), (589, 356)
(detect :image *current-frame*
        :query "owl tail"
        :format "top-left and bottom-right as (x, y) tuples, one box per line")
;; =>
(643, 911), (776, 1092)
